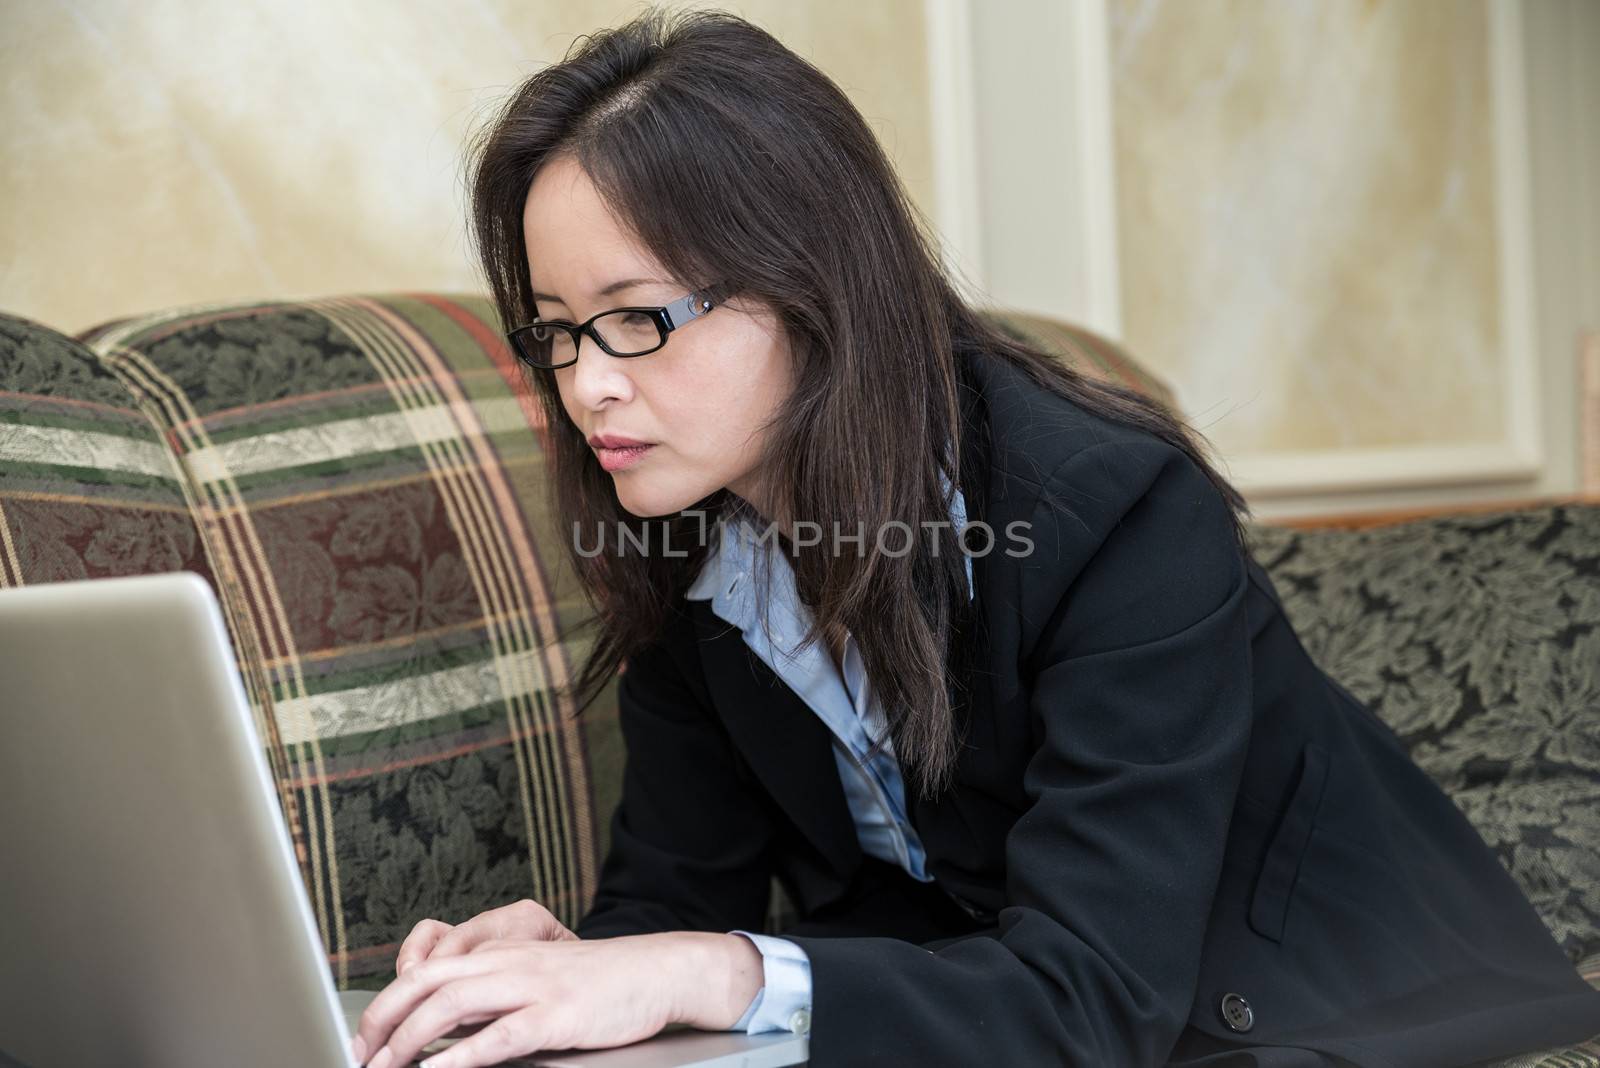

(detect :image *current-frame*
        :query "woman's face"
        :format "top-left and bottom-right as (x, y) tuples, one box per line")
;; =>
(522, 154), (793, 520)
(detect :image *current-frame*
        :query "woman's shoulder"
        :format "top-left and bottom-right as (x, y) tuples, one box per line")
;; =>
(962, 353), (1244, 619)
(964, 348), (1189, 497)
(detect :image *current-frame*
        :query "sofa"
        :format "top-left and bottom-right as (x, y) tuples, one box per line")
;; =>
(1, 293), (1595, 1067)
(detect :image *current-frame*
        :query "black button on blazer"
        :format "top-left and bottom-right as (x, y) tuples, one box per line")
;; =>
(576, 345), (1600, 1067)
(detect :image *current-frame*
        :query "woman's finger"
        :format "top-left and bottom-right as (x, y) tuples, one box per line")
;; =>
(427, 907), (517, 961)
(431, 899), (570, 961)
(410, 1002), (552, 1068)
(354, 950), (509, 1063)
(365, 972), (533, 1068)
(394, 917), (454, 976)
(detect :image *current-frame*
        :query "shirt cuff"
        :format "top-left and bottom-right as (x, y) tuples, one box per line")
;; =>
(726, 930), (813, 1036)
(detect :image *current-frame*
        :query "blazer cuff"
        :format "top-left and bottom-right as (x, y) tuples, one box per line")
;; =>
(727, 931), (814, 1035)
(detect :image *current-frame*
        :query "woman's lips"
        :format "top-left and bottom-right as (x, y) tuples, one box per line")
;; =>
(596, 443), (655, 472)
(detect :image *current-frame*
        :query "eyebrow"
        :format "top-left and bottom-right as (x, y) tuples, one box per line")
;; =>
(530, 277), (663, 304)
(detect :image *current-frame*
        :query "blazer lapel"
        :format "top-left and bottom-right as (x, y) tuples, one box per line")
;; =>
(682, 348), (995, 888)
(689, 601), (864, 877)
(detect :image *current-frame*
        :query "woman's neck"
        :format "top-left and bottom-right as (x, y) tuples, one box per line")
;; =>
(725, 482), (798, 552)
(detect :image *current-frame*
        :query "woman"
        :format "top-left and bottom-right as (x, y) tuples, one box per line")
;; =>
(348, 9), (1600, 1068)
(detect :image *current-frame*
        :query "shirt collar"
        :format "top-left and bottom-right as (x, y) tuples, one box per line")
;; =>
(686, 468), (973, 609)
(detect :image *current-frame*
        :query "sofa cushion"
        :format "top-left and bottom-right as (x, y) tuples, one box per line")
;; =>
(0, 313), (213, 588)
(1245, 502), (1600, 965)
(72, 294), (608, 989)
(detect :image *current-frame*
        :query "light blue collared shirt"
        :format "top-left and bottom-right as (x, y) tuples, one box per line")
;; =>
(685, 475), (974, 1036)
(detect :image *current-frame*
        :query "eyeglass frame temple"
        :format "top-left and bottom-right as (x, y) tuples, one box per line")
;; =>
(661, 285), (723, 330)
(506, 283), (727, 364)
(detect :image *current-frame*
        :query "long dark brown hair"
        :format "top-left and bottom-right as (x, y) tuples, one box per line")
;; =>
(464, 6), (1252, 802)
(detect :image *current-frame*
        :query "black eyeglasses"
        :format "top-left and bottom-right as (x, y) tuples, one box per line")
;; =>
(505, 283), (731, 370)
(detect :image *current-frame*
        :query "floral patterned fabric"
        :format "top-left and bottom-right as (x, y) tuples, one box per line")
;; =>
(1245, 506), (1600, 966)
(1245, 508), (1600, 1067)
(0, 313), (213, 588)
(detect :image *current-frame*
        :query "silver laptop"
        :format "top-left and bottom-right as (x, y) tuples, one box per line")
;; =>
(0, 571), (809, 1068)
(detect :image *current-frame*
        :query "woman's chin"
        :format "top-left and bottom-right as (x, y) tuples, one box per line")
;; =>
(613, 482), (698, 521)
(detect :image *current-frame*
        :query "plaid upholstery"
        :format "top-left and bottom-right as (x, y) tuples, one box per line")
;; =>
(0, 313), (212, 587)
(64, 294), (616, 991)
(4, 296), (1596, 1062)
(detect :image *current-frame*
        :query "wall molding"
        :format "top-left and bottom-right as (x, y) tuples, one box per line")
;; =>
(1526, 0), (1600, 500)
(923, 0), (985, 307)
(922, 0), (1121, 337)
(1227, 0), (1545, 513)
(925, 0), (1591, 519)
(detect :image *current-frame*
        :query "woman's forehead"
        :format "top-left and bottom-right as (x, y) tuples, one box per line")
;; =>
(523, 161), (668, 297)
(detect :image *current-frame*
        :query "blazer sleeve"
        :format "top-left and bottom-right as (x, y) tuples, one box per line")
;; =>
(779, 438), (1255, 1066)
(574, 613), (777, 940)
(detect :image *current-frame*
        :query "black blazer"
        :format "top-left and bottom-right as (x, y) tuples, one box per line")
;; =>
(575, 346), (1600, 1066)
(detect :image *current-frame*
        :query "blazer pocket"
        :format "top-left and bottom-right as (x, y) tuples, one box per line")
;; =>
(1247, 741), (1331, 944)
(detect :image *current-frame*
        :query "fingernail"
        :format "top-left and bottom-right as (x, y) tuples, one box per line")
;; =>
(368, 1047), (394, 1068)
(349, 1035), (367, 1064)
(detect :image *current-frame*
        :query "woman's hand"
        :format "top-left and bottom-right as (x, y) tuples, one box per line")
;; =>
(393, 898), (580, 976)
(348, 918), (761, 1068)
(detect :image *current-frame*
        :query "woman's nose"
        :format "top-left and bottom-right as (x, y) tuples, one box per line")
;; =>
(567, 331), (636, 407)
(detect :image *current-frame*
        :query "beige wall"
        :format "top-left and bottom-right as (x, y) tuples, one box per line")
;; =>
(0, 0), (931, 335)
(1108, 0), (1510, 458)
(8, 0), (1582, 506)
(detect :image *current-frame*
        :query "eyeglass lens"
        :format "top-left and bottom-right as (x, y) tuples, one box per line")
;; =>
(523, 310), (663, 366)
